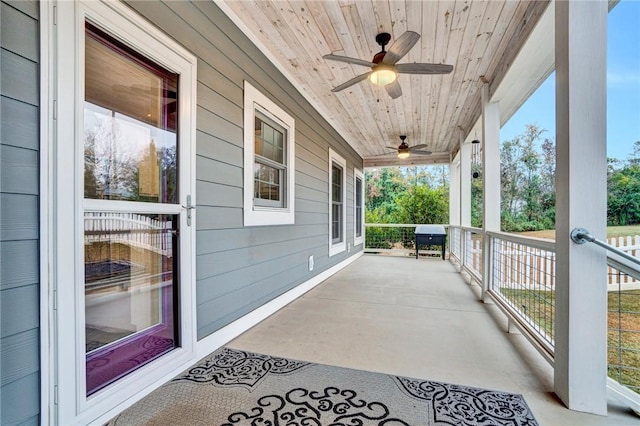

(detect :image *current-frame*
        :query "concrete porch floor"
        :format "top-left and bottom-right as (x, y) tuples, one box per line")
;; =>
(229, 254), (639, 425)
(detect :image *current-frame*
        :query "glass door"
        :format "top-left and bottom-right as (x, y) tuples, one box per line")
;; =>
(83, 23), (181, 395)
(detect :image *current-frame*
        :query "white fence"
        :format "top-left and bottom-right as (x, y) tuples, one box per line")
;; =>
(84, 212), (173, 257)
(460, 235), (640, 288)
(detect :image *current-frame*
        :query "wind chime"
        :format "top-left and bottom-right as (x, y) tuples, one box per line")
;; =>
(471, 138), (481, 179)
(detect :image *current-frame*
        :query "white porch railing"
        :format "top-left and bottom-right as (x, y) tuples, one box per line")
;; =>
(365, 223), (640, 408)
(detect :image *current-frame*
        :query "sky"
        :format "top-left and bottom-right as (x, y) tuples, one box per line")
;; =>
(500, 0), (640, 161)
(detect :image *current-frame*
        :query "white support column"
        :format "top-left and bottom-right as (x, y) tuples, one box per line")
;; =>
(460, 131), (472, 270)
(554, 0), (608, 415)
(482, 84), (501, 298)
(449, 152), (460, 227)
(460, 131), (471, 228)
(481, 84), (501, 232)
(449, 151), (461, 266)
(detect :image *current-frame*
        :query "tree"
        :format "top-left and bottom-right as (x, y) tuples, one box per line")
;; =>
(392, 185), (449, 224)
(499, 124), (555, 232)
(365, 168), (406, 220)
(607, 146), (640, 225)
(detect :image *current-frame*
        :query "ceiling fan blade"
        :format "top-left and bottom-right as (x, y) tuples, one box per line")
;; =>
(410, 150), (433, 155)
(385, 80), (402, 99)
(396, 63), (454, 74)
(323, 54), (374, 68)
(385, 146), (400, 150)
(382, 31), (420, 64)
(331, 72), (371, 92)
(410, 144), (428, 149)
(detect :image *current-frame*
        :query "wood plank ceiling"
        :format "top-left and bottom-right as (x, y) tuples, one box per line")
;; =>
(218, 0), (550, 166)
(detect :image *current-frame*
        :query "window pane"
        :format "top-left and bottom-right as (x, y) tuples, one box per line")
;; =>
(332, 203), (343, 243)
(254, 118), (263, 157)
(332, 164), (342, 202)
(256, 114), (286, 164)
(84, 24), (178, 204)
(254, 162), (282, 205)
(356, 177), (363, 237)
(331, 162), (344, 243)
(84, 212), (177, 395)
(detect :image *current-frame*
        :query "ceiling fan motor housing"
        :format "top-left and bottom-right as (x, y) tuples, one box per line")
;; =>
(373, 33), (391, 63)
(375, 32), (391, 48)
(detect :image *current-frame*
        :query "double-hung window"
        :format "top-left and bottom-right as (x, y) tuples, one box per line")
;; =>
(329, 149), (347, 256)
(354, 168), (364, 246)
(254, 112), (286, 208)
(244, 81), (295, 226)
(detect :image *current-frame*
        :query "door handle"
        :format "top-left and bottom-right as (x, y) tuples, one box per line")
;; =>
(182, 194), (195, 226)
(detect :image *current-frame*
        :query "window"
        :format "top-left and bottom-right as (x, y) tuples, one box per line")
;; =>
(354, 168), (364, 246)
(329, 149), (347, 256)
(244, 81), (295, 226)
(254, 112), (286, 207)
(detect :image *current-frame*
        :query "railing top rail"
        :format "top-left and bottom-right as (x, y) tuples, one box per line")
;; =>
(572, 227), (640, 269)
(486, 230), (556, 252)
(607, 252), (640, 282)
(365, 223), (450, 228)
(460, 226), (483, 233)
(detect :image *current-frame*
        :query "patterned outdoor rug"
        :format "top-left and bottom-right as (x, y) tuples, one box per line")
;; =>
(107, 347), (538, 425)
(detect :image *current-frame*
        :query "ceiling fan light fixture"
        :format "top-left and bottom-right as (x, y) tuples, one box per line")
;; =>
(369, 65), (397, 86)
(397, 143), (410, 159)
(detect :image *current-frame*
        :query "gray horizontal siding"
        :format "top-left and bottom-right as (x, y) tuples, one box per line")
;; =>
(0, 240), (39, 291)
(1, 329), (40, 387)
(0, 193), (38, 241)
(1, 94), (39, 150)
(0, 285), (39, 338)
(125, 0), (363, 340)
(0, 372), (40, 425)
(1, 2), (39, 61)
(0, 144), (39, 195)
(3, 0), (37, 18)
(0, 1), (40, 423)
(196, 130), (242, 166)
(0, 49), (39, 106)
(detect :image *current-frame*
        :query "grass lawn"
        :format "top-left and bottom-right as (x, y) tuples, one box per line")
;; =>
(517, 225), (640, 241)
(498, 288), (640, 394)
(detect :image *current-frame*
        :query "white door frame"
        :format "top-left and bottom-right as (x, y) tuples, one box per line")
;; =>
(43, 1), (198, 424)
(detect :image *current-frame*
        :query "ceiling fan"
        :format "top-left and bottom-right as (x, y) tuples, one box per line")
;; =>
(386, 135), (432, 159)
(323, 31), (453, 99)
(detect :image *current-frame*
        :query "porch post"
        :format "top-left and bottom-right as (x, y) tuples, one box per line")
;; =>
(449, 152), (460, 227)
(449, 151), (461, 264)
(460, 131), (471, 269)
(554, 0), (608, 415)
(460, 132), (471, 228)
(481, 83), (501, 298)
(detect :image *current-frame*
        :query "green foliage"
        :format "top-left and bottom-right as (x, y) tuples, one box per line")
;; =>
(608, 158), (640, 226)
(392, 185), (449, 224)
(471, 163), (483, 228)
(365, 166), (449, 225)
(500, 124), (555, 232)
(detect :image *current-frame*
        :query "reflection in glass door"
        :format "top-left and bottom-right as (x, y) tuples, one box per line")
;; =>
(83, 23), (181, 395)
(84, 213), (178, 394)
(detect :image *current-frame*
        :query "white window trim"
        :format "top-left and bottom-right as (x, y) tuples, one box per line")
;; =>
(50, 2), (198, 424)
(329, 148), (347, 257)
(354, 168), (365, 246)
(243, 81), (295, 226)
